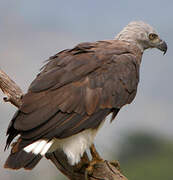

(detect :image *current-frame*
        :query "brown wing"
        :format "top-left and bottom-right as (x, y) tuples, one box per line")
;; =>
(6, 40), (141, 147)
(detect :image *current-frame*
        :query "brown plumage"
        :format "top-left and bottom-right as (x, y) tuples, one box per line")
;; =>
(4, 21), (167, 169)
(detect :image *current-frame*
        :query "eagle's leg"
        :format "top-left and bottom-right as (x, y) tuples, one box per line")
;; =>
(90, 144), (103, 162)
(74, 152), (90, 172)
(85, 144), (104, 180)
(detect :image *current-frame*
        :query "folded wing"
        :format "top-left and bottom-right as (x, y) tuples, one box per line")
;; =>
(6, 40), (140, 148)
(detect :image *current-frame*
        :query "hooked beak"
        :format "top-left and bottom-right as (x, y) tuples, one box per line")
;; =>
(156, 40), (167, 55)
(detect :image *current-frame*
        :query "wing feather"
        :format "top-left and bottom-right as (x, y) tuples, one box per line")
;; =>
(6, 40), (141, 147)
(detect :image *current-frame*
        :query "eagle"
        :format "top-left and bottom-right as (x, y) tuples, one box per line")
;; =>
(4, 21), (167, 170)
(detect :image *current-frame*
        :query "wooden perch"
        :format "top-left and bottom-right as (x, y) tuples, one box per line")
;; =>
(0, 69), (128, 180)
(0, 69), (23, 107)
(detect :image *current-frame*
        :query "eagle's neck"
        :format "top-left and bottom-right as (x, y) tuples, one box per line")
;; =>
(115, 31), (145, 53)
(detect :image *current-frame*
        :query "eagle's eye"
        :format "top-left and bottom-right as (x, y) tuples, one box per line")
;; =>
(149, 33), (158, 40)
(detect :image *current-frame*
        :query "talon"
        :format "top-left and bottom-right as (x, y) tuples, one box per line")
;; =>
(85, 164), (93, 180)
(84, 144), (105, 180)
(84, 160), (97, 180)
(110, 160), (121, 171)
(74, 152), (89, 172)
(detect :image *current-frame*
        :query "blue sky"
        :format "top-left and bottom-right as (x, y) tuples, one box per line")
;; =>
(0, 1), (173, 180)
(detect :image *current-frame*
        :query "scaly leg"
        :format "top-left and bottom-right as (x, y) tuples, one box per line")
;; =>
(85, 144), (104, 180)
(90, 144), (104, 162)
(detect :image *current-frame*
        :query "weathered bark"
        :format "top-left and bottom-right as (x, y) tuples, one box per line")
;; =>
(0, 69), (128, 180)
(0, 69), (23, 107)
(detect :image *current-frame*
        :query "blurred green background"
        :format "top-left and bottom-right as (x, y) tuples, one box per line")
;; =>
(117, 133), (173, 180)
(0, 0), (173, 179)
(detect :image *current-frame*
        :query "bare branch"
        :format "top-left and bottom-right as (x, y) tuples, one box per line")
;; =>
(0, 69), (23, 107)
(0, 68), (128, 180)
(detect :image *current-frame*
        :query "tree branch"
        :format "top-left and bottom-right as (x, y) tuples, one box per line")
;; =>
(0, 69), (128, 180)
(0, 69), (23, 107)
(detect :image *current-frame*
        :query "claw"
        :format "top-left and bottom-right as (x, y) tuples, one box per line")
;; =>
(85, 144), (121, 179)
(110, 160), (121, 171)
(85, 144), (105, 180)
(84, 160), (101, 180)
(85, 164), (94, 180)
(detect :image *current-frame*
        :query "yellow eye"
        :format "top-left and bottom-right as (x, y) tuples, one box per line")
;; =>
(149, 33), (158, 40)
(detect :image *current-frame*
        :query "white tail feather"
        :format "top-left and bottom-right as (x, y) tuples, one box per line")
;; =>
(40, 141), (54, 155)
(33, 140), (48, 154)
(24, 141), (41, 153)
(23, 139), (54, 156)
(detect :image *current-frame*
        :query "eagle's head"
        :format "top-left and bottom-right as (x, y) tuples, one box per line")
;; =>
(115, 21), (167, 54)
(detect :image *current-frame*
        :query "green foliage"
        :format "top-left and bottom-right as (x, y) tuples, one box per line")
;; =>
(117, 132), (173, 180)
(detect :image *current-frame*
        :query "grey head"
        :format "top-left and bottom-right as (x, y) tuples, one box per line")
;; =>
(115, 21), (167, 54)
